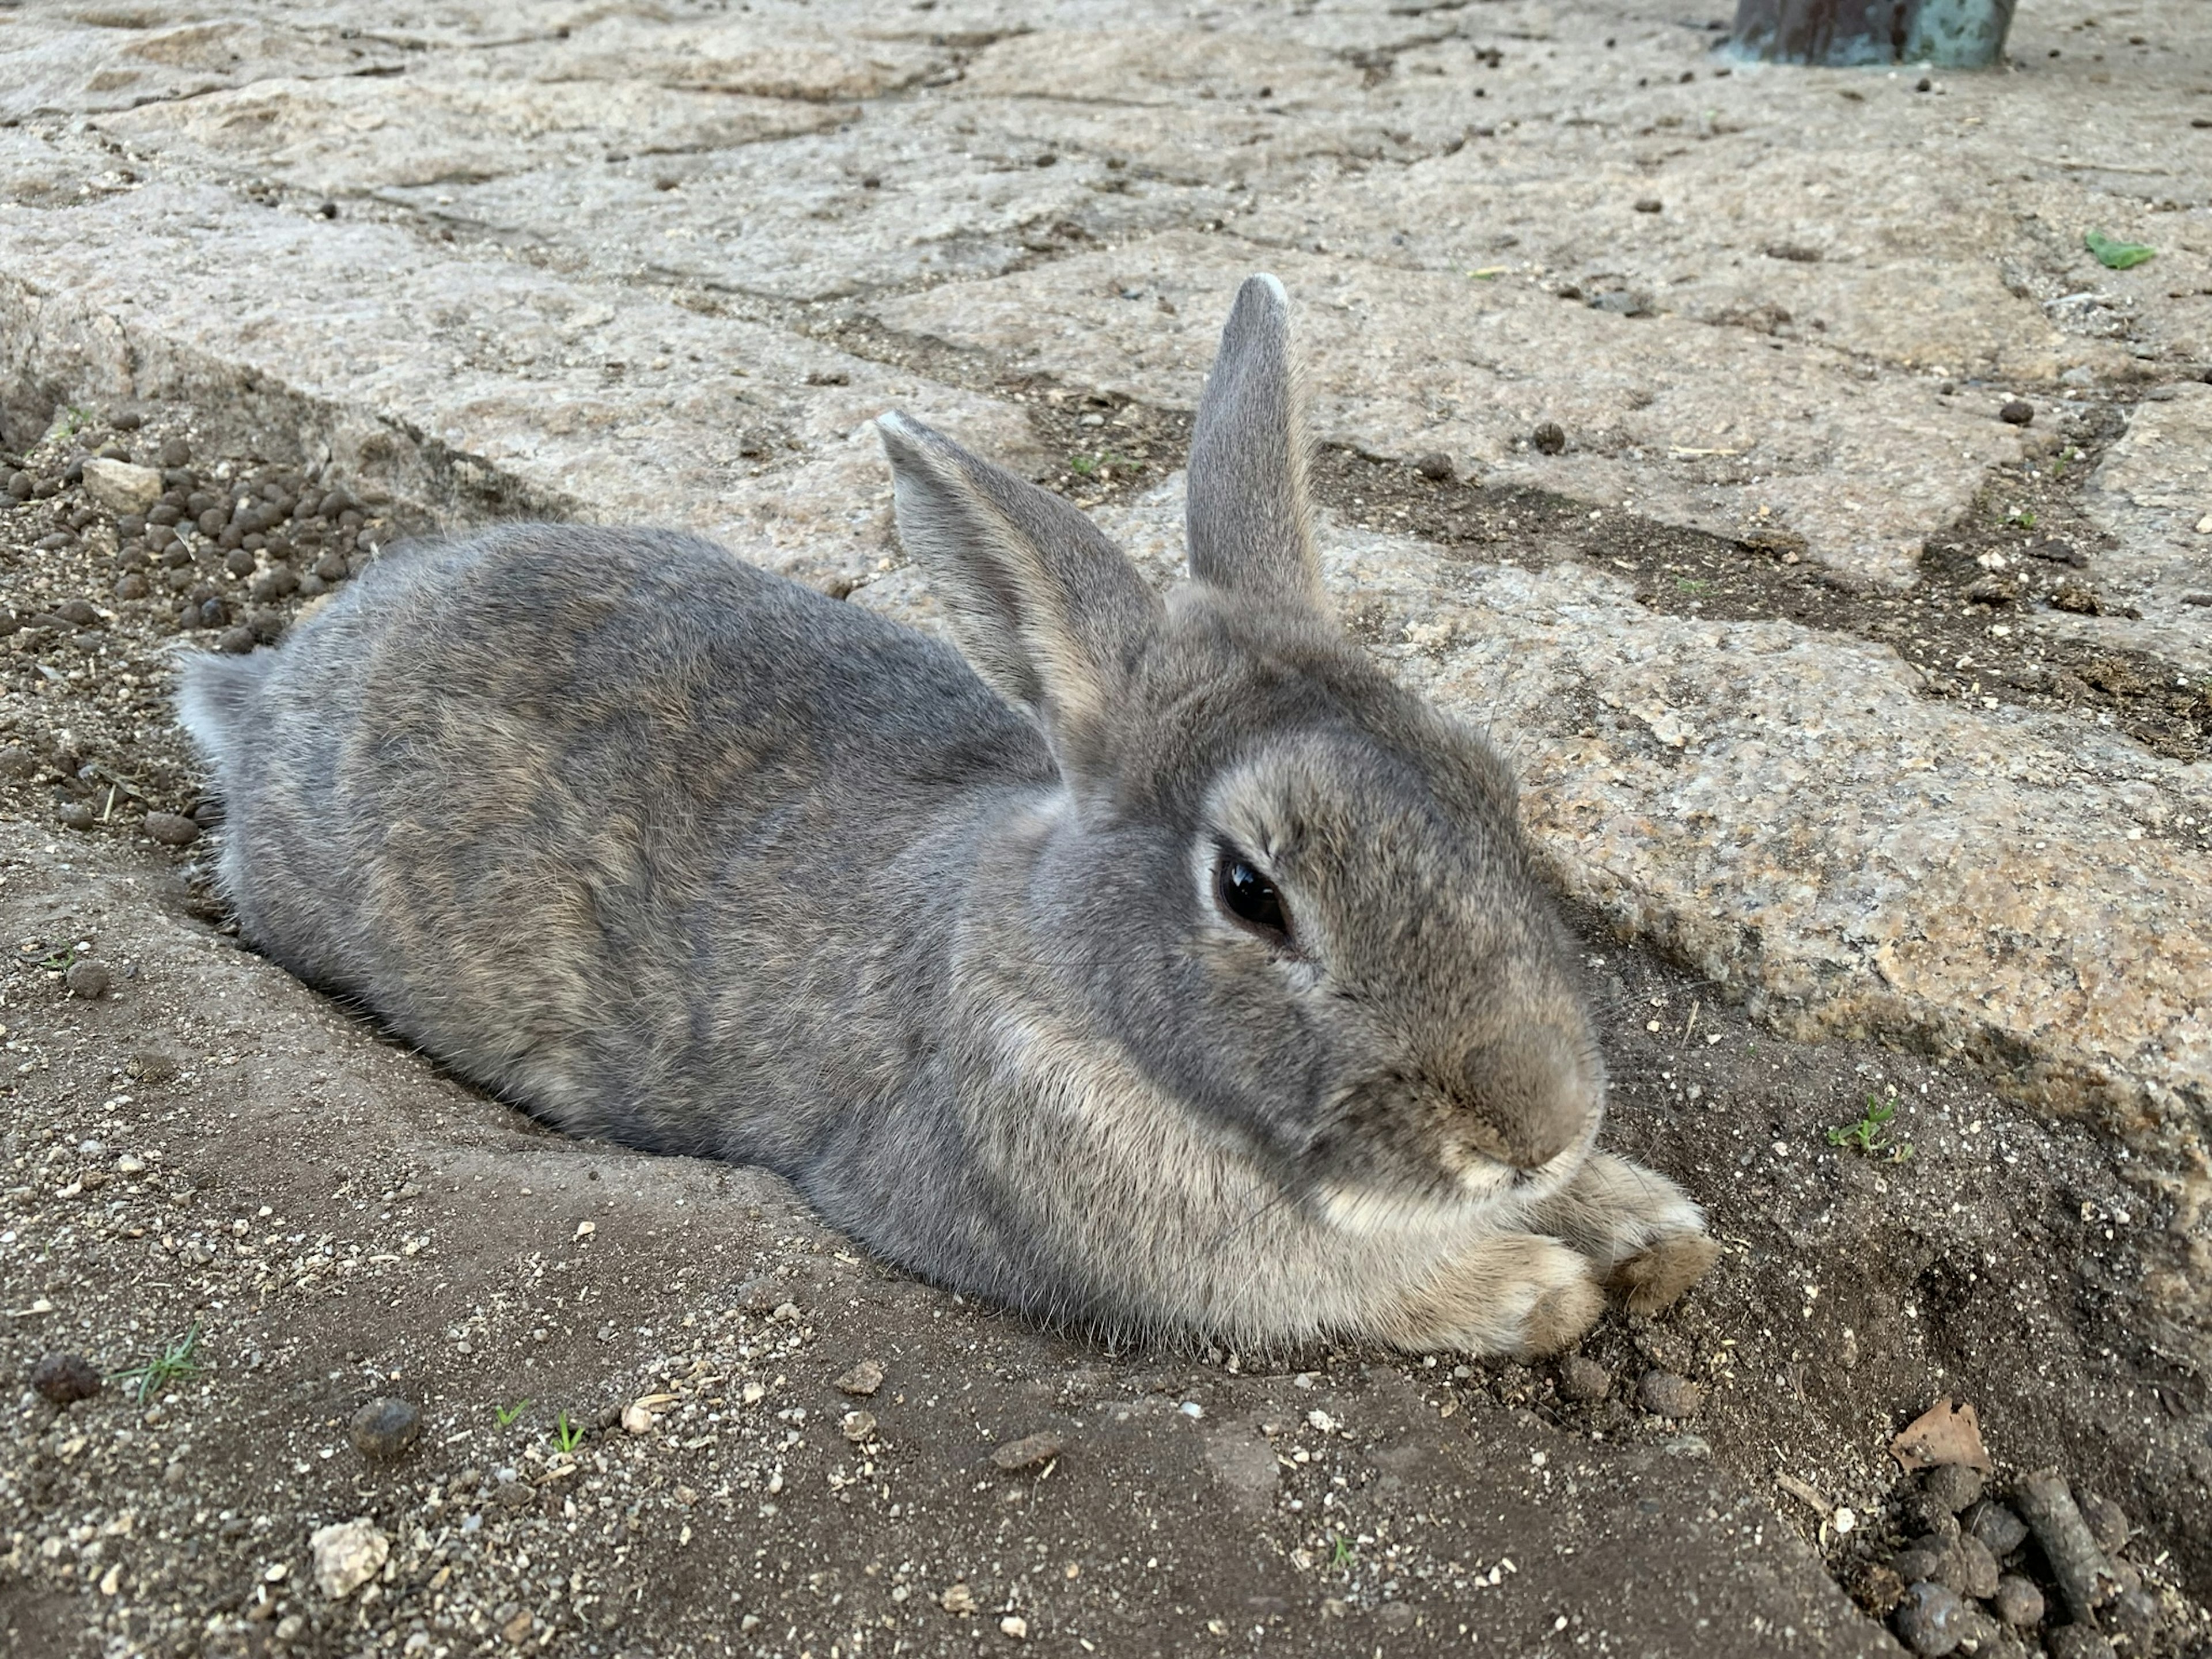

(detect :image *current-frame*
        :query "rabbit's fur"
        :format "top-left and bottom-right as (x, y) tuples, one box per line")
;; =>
(178, 275), (1715, 1356)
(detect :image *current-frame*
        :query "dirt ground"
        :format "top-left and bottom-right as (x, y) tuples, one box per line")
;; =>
(1, 390), (2207, 1659)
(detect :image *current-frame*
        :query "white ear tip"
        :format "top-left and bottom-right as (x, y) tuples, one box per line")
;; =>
(1251, 272), (1287, 302)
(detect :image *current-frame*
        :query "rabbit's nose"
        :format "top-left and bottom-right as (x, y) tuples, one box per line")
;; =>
(1449, 1027), (1597, 1172)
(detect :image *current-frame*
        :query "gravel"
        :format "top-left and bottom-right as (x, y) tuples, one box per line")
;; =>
(1633, 1370), (1702, 1419)
(141, 812), (200, 846)
(349, 1396), (425, 1462)
(1990, 1574), (2044, 1628)
(1558, 1354), (1611, 1403)
(63, 960), (111, 999)
(1892, 1579), (1967, 1656)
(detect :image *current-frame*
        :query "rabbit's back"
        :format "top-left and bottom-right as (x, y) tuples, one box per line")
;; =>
(188, 525), (1051, 1161)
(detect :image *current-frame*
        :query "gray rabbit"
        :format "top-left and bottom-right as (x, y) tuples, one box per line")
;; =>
(178, 275), (1715, 1356)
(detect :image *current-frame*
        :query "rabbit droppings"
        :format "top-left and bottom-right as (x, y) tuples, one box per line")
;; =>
(177, 276), (1717, 1358)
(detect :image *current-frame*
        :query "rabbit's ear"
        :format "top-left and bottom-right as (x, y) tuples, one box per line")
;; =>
(879, 411), (1162, 732)
(1185, 274), (1323, 612)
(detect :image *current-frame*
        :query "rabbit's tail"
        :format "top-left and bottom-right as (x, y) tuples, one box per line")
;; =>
(175, 652), (272, 774)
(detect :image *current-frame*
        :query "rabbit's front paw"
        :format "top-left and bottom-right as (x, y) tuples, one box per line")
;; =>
(1397, 1234), (1603, 1359)
(1608, 1230), (1721, 1315)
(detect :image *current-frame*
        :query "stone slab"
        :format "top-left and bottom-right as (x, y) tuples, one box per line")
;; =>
(873, 232), (2027, 586)
(94, 75), (854, 195)
(0, 11), (407, 122)
(0, 182), (1037, 592)
(2077, 381), (2212, 679)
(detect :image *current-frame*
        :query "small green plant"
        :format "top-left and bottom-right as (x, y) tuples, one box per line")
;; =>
(1329, 1533), (1357, 1570)
(2010, 508), (2037, 531)
(551, 1411), (584, 1455)
(39, 945), (80, 972)
(1068, 451), (1139, 478)
(2084, 229), (2154, 271)
(115, 1324), (204, 1405)
(1671, 576), (1711, 596)
(1825, 1093), (1913, 1162)
(494, 1397), (532, 1428)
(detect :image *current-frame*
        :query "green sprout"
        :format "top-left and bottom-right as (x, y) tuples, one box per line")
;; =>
(494, 1398), (532, 1428)
(1671, 576), (1711, 596)
(114, 1324), (205, 1405)
(551, 1411), (584, 1455)
(1329, 1533), (1357, 1570)
(1825, 1093), (1914, 1162)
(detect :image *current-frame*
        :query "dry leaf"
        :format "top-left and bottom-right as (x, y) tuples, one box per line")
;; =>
(1891, 1397), (1991, 1473)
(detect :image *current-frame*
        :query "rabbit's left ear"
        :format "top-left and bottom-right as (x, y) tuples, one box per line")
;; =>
(878, 411), (1164, 735)
(1185, 274), (1323, 613)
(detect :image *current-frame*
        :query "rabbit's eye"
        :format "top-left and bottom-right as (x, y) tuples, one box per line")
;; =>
(1217, 851), (1290, 938)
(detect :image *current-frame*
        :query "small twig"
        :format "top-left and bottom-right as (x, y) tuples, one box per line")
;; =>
(2023, 154), (2169, 177)
(1682, 999), (1699, 1044)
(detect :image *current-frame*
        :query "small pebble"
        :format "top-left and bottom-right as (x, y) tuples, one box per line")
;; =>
(1413, 451), (1453, 481)
(1965, 1499), (2029, 1556)
(58, 803), (96, 831)
(1999, 399), (2035, 426)
(1923, 1463), (1985, 1512)
(941, 1582), (978, 1615)
(841, 1410), (877, 1442)
(1531, 421), (1568, 455)
(991, 1431), (1066, 1472)
(31, 1351), (103, 1404)
(1953, 1532), (2000, 1599)
(1890, 1542), (1952, 1588)
(999, 1615), (1028, 1640)
(143, 812), (200, 846)
(158, 437), (192, 468)
(2045, 1627), (2118, 1659)
(309, 1518), (388, 1600)
(65, 961), (112, 999)
(348, 1396), (422, 1461)
(1559, 1354), (1611, 1402)
(1633, 197), (1663, 213)
(81, 457), (163, 515)
(1991, 1575), (2044, 1627)
(621, 1403), (656, 1435)
(1892, 1580), (1966, 1657)
(835, 1359), (885, 1397)
(115, 574), (149, 600)
(218, 626), (256, 654)
(1634, 1370), (1702, 1418)
(2076, 1490), (2128, 1554)
(2108, 1586), (2160, 1651)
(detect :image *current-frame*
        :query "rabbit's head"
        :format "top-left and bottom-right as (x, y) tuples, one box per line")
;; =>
(878, 275), (1600, 1230)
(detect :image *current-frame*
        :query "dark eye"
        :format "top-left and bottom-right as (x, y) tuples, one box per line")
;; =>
(1216, 849), (1290, 938)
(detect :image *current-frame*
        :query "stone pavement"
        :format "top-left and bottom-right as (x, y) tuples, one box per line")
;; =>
(2, 0), (2207, 1215)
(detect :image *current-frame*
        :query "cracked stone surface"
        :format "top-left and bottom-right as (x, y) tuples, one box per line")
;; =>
(2, 0), (2210, 1650)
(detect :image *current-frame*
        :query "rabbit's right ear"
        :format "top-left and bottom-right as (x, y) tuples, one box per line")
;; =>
(1185, 274), (1324, 613)
(878, 412), (1163, 737)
